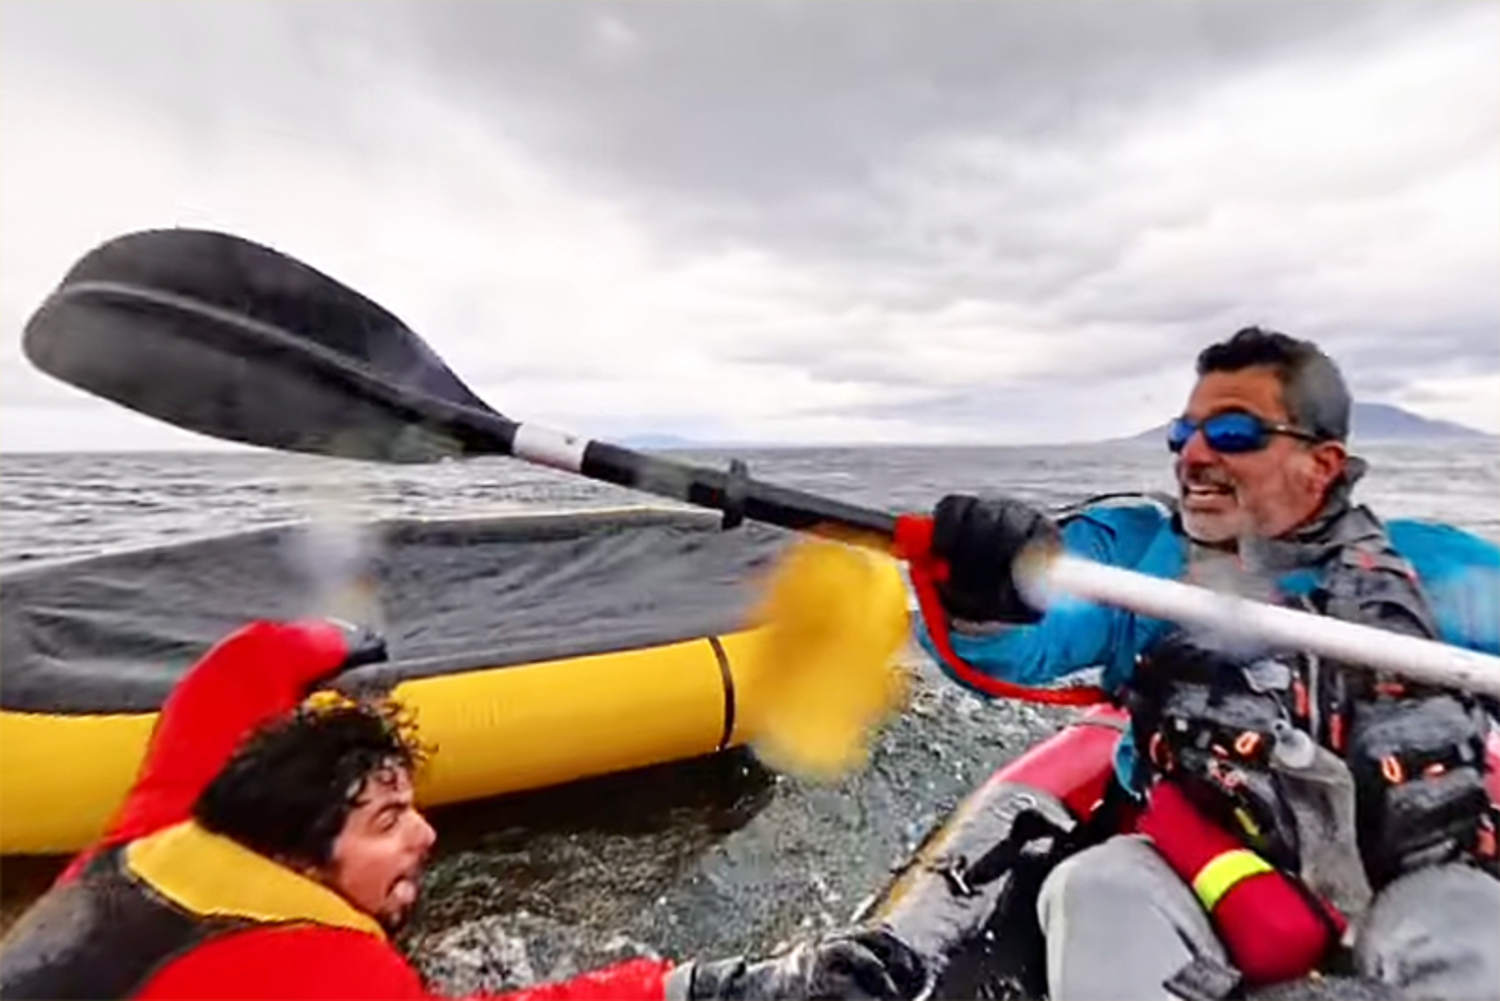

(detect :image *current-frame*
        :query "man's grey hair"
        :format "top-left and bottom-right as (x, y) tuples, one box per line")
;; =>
(1196, 327), (1351, 441)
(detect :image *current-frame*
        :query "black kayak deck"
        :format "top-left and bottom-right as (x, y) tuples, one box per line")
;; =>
(1, 508), (793, 713)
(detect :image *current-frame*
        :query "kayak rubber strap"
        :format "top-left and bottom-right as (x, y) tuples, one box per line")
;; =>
(708, 635), (736, 751)
(893, 514), (1107, 707)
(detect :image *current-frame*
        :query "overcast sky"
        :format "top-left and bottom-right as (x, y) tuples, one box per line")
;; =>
(2, 0), (1496, 450)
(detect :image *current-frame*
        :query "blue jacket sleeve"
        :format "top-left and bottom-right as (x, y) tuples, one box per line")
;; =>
(1387, 519), (1500, 656)
(916, 504), (1183, 696)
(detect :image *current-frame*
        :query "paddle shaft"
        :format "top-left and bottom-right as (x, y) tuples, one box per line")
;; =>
(409, 398), (1500, 696)
(291, 331), (1500, 696)
(417, 397), (898, 537)
(460, 410), (1500, 697)
(1043, 554), (1500, 699)
(24, 229), (1495, 696)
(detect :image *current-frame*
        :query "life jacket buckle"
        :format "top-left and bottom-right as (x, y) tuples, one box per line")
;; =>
(1233, 730), (1263, 759)
(934, 856), (976, 898)
(720, 459), (749, 530)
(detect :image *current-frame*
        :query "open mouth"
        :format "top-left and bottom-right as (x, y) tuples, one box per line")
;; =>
(389, 871), (422, 910)
(1181, 480), (1236, 507)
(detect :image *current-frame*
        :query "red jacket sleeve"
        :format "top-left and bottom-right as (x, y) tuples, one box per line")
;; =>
(482, 958), (673, 1001)
(135, 924), (673, 1001)
(137, 926), (429, 999)
(58, 620), (351, 883)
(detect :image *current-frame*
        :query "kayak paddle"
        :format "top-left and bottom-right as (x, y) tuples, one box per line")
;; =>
(18, 229), (895, 540)
(23, 229), (1500, 716)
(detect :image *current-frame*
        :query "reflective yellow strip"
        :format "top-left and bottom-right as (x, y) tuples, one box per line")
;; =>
(1192, 849), (1273, 910)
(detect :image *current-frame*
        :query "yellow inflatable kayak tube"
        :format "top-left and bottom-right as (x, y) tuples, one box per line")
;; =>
(0, 627), (772, 855)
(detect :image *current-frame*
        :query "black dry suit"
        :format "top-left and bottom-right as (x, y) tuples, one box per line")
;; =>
(1128, 476), (1496, 894)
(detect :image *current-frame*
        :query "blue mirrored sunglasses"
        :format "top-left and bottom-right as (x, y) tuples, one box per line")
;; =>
(1167, 412), (1322, 454)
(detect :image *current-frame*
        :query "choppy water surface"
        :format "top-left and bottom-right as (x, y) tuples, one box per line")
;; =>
(2, 441), (1495, 990)
(4, 442), (1496, 570)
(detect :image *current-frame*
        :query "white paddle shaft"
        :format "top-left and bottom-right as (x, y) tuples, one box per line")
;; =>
(1042, 553), (1500, 699)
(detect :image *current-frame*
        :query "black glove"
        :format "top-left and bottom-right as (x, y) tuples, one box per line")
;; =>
(930, 495), (1056, 623)
(670, 928), (928, 1000)
(326, 617), (389, 671)
(1347, 692), (1491, 885)
(298, 619), (387, 689)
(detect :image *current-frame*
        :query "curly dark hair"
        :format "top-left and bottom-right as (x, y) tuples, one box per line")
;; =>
(1197, 326), (1351, 442)
(193, 699), (429, 868)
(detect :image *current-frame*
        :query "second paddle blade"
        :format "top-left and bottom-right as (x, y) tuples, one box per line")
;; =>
(23, 229), (495, 462)
(741, 537), (911, 780)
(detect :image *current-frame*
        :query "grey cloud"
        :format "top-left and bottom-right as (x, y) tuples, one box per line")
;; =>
(1325, 318), (1500, 379)
(387, 1), (1432, 198)
(3, 0), (1496, 446)
(4, 1), (1442, 205)
(789, 381), (1180, 447)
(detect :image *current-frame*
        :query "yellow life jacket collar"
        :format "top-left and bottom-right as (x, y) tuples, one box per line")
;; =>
(125, 820), (386, 939)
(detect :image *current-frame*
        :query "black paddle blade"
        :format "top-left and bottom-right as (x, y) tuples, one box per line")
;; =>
(23, 229), (508, 462)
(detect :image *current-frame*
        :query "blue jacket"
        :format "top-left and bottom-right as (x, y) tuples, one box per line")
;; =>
(916, 501), (1500, 790)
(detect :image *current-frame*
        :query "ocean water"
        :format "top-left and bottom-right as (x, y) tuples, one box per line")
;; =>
(4, 439), (1496, 569)
(2, 440), (1496, 989)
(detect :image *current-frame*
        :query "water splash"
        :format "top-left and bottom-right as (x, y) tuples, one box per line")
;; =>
(290, 516), (385, 630)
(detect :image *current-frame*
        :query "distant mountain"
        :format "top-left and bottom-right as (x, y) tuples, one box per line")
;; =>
(1348, 402), (1492, 441)
(1124, 402), (1492, 444)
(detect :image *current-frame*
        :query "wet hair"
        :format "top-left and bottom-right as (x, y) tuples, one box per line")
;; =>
(194, 699), (428, 869)
(1196, 326), (1351, 442)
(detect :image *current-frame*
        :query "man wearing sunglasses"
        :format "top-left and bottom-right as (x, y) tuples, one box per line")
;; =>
(917, 328), (1500, 1000)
